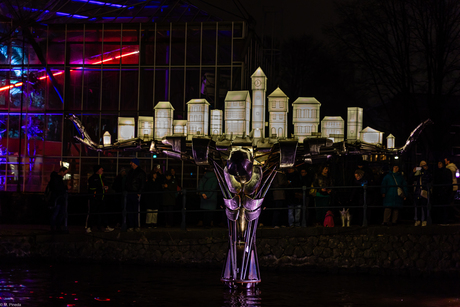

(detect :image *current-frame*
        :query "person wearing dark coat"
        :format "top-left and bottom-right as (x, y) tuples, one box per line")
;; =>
(198, 169), (219, 228)
(312, 165), (333, 225)
(348, 169), (368, 225)
(433, 160), (454, 223)
(49, 167), (70, 232)
(410, 161), (432, 226)
(162, 171), (178, 227)
(381, 164), (408, 225)
(87, 165), (114, 233)
(271, 171), (288, 228)
(143, 171), (162, 228)
(124, 158), (146, 231)
(286, 168), (302, 227)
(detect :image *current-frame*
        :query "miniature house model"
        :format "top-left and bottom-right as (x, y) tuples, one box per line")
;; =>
(292, 97), (321, 142)
(138, 116), (154, 141)
(360, 127), (383, 145)
(387, 134), (395, 149)
(224, 91), (251, 137)
(251, 67), (267, 138)
(347, 107), (363, 142)
(268, 87), (288, 138)
(321, 116), (344, 142)
(173, 120), (187, 135)
(154, 101), (174, 140)
(187, 98), (210, 140)
(210, 109), (223, 136)
(118, 117), (135, 141)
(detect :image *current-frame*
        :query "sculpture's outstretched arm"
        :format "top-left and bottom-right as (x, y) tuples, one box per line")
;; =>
(390, 118), (433, 154)
(66, 114), (101, 151)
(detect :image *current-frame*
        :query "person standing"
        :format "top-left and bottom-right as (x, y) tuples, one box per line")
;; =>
(286, 167), (302, 227)
(433, 160), (453, 223)
(144, 171), (162, 228)
(162, 171), (178, 227)
(411, 161), (432, 226)
(49, 167), (71, 232)
(444, 157), (458, 205)
(312, 165), (333, 226)
(124, 158), (146, 232)
(271, 170), (288, 228)
(87, 165), (114, 233)
(381, 164), (408, 226)
(300, 168), (313, 225)
(198, 168), (219, 228)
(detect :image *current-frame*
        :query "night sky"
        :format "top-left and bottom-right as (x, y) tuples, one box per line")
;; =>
(195, 0), (339, 41)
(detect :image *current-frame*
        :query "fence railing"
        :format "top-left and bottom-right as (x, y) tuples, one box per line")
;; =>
(50, 182), (458, 232)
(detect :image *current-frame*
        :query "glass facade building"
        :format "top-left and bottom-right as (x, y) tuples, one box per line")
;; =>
(0, 2), (264, 193)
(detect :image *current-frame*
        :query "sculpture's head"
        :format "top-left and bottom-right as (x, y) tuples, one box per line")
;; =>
(227, 148), (253, 184)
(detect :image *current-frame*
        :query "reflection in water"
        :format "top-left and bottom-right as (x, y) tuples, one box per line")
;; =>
(0, 262), (459, 306)
(223, 288), (261, 307)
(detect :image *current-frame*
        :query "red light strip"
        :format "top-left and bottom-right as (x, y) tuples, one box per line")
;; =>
(0, 50), (139, 92)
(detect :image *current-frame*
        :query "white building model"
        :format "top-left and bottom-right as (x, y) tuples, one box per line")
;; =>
(187, 98), (210, 140)
(154, 101), (174, 140)
(292, 97), (321, 142)
(321, 116), (344, 143)
(224, 91), (251, 137)
(347, 107), (363, 142)
(210, 109), (223, 136)
(360, 127), (383, 145)
(108, 68), (400, 148)
(268, 87), (288, 138)
(251, 67), (267, 138)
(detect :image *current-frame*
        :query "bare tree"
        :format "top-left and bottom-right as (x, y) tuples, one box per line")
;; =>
(330, 0), (460, 154)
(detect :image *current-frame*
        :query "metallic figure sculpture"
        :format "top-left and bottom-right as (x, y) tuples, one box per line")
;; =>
(68, 114), (432, 288)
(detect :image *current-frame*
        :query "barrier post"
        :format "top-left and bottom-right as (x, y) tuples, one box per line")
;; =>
(362, 184), (368, 227)
(181, 189), (187, 231)
(301, 186), (307, 227)
(121, 191), (127, 232)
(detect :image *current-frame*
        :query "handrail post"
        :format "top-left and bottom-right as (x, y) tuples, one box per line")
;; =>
(63, 194), (69, 232)
(427, 183), (432, 225)
(362, 184), (368, 227)
(181, 189), (187, 231)
(301, 186), (307, 227)
(121, 191), (127, 232)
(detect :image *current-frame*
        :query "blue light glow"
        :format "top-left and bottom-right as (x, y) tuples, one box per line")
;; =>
(72, 0), (127, 8)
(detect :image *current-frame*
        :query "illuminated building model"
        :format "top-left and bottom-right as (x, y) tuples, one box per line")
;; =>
(69, 67), (433, 289)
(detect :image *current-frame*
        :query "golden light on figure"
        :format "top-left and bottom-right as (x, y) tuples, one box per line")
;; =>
(118, 117), (135, 141)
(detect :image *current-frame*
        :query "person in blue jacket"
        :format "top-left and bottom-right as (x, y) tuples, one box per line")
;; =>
(381, 163), (408, 226)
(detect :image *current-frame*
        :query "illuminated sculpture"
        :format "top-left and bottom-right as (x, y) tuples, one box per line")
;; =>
(67, 64), (434, 289)
(347, 107), (363, 142)
(268, 87), (288, 138)
(187, 98), (210, 139)
(138, 116), (154, 141)
(154, 101), (174, 140)
(251, 67), (267, 138)
(224, 91), (251, 137)
(292, 97), (321, 142)
(360, 127), (383, 145)
(387, 134), (395, 149)
(321, 116), (344, 143)
(118, 117), (135, 141)
(210, 110), (223, 136)
(173, 120), (187, 135)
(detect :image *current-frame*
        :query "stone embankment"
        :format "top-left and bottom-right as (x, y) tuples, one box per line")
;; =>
(1, 225), (459, 276)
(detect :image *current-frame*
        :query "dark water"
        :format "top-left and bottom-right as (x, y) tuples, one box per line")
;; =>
(0, 262), (459, 307)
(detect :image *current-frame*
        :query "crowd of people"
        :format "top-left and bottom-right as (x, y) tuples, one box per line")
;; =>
(45, 156), (459, 232)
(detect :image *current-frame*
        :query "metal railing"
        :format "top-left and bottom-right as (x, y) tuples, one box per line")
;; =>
(50, 182), (458, 231)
